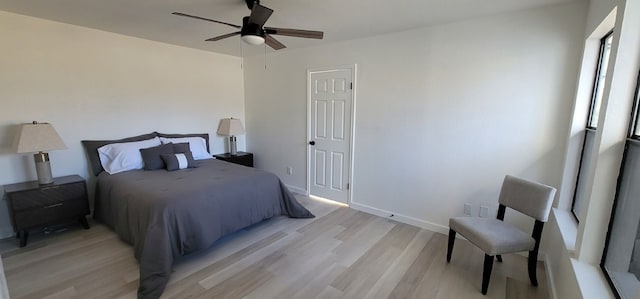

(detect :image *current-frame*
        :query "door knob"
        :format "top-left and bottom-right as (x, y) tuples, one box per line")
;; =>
(309, 141), (316, 145)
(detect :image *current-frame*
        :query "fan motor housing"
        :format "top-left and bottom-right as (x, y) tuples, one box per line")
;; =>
(241, 16), (265, 37)
(245, 0), (259, 10)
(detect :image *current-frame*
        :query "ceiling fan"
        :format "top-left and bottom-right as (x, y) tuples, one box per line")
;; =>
(172, 0), (324, 50)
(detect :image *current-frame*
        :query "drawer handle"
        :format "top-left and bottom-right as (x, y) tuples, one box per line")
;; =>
(44, 203), (63, 209)
(41, 186), (60, 191)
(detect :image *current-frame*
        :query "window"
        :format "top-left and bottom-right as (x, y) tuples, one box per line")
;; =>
(601, 68), (640, 299)
(571, 31), (614, 220)
(588, 32), (614, 129)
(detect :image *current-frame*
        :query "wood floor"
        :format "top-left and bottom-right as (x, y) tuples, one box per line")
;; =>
(0, 196), (549, 299)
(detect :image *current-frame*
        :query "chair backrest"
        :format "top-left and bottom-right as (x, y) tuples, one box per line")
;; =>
(498, 175), (556, 222)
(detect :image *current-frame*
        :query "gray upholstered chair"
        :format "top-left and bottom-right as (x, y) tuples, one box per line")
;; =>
(447, 175), (556, 295)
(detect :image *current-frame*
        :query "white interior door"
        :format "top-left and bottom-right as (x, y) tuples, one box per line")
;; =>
(308, 67), (354, 204)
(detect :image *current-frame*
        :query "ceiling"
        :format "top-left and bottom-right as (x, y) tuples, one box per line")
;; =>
(0, 0), (578, 57)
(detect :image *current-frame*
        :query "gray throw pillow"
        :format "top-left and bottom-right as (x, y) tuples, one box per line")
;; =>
(172, 142), (190, 154)
(161, 151), (198, 171)
(140, 143), (175, 170)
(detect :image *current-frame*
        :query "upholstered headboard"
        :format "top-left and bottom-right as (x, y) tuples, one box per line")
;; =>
(81, 132), (210, 176)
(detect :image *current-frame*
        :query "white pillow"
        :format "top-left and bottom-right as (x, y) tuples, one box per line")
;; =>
(159, 137), (212, 160)
(98, 137), (162, 174)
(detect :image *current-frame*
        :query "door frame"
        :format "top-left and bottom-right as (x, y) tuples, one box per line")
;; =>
(306, 64), (357, 205)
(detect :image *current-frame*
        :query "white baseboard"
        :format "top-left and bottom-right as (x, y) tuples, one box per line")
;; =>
(544, 253), (557, 299)
(349, 201), (541, 261)
(286, 185), (308, 196)
(349, 201), (450, 235)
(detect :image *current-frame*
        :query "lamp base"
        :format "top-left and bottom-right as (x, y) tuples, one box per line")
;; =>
(229, 136), (237, 156)
(34, 152), (53, 184)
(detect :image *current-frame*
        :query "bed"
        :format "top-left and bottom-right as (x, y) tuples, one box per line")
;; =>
(82, 132), (314, 299)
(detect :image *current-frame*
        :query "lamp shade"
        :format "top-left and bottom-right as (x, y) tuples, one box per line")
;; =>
(14, 122), (67, 153)
(217, 118), (245, 136)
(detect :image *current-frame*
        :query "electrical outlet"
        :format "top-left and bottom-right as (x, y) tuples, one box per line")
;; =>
(286, 167), (293, 175)
(464, 203), (472, 216)
(480, 206), (489, 218)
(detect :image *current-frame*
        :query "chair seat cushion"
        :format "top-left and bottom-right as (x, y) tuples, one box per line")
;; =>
(449, 217), (535, 256)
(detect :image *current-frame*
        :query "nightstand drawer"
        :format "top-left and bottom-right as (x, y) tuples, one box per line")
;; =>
(4, 175), (90, 247)
(13, 198), (89, 229)
(10, 182), (86, 211)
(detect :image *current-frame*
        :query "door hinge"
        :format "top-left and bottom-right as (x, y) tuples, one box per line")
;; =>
(346, 183), (350, 190)
(350, 82), (353, 90)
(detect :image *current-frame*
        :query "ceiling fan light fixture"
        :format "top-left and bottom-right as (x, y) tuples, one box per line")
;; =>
(173, 1), (323, 51)
(241, 34), (265, 45)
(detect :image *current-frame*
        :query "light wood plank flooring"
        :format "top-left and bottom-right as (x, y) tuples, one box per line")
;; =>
(0, 196), (549, 298)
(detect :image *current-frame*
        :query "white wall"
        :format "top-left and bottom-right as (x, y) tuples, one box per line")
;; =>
(0, 11), (245, 238)
(244, 2), (587, 234)
(544, 212), (582, 299)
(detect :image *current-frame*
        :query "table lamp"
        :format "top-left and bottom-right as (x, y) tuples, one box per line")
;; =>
(14, 121), (67, 184)
(217, 118), (245, 156)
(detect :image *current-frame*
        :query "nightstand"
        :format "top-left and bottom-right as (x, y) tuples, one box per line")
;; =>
(3, 175), (90, 247)
(213, 152), (254, 167)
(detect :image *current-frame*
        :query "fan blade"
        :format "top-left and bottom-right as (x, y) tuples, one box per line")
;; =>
(265, 34), (286, 50)
(172, 12), (241, 29)
(205, 31), (241, 41)
(264, 27), (324, 39)
(248, 4), (273, 27)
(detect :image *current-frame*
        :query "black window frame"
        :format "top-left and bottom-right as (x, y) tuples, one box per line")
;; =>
(587, 30), (615, 129)
(600, 67), (640, 299)
(630, 76), (640, 140)
(571, 30), (615, 221)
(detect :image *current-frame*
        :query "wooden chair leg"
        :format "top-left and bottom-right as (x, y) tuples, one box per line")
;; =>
(447, 229), (456, 263)
(482, 254), (494, 295)
(528, 249), (539, 286)
(496, 255), (503, 262)
(528, 220), (544, 286)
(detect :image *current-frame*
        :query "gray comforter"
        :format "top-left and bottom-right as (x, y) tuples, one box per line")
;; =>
(94, 159), (314, 299)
